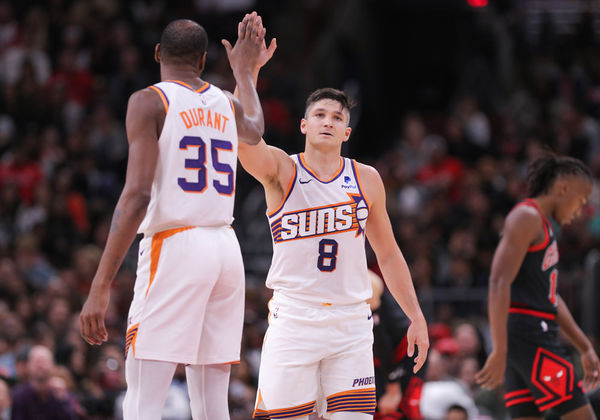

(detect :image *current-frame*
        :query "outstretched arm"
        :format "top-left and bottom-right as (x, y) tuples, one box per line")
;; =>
(556, 295), (600, 391)
(222, 12), (266, 145)
(229, 13), (294, 212)
(475, 206), (540, 389)
(79, 89), (162, 345)
(361, 163), (429, 373)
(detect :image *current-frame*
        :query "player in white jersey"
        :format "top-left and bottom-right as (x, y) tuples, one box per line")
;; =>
(237, 34), (429, 419)
(80, 14), (267, 420)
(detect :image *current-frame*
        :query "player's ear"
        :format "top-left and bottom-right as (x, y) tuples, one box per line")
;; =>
(556, 178), (569, 196)
(343, 126), (351, 142)
(198, 51), (207, 73)
(300, 118), (307, 134)
(154, 44), (161, 63)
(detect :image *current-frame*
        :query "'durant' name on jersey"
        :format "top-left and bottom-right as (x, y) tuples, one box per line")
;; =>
(179, 108), (230, 133)
(270, 194), (368, 244)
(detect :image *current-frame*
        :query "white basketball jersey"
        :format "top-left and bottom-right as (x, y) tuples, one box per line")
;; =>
(138, 80), (238, 235)
(266, 153), (371, 305)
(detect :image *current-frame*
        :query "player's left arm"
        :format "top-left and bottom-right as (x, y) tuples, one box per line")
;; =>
(359, 162), (429, 373)
(556, 295), (600, 390)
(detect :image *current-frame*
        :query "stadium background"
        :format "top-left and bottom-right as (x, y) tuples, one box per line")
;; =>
(1, 0), (600, 418)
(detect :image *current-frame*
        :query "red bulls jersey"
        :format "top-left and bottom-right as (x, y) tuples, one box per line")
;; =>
(509, 199), (560, 318)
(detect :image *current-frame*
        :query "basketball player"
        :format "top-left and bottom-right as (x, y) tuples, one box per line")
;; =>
(79, 14), (266, 419)
(236, 34), (428, 419)
(475, 154), (600, 419)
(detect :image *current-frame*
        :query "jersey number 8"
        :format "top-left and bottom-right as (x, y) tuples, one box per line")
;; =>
(317, 239), (338, 272)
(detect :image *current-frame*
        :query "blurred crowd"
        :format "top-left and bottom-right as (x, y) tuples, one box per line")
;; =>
(1, 0), (600, 419)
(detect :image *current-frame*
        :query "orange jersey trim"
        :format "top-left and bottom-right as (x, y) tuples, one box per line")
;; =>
(195, 81), (210, 93)
(254, 400), (316, 418)
(267, 161), (297, 218)
(148, 86), (169, 113)
(326, 387), (376, 414)
(146, 227), (195, 296)
(164, 79), (210, 93)
(299, 153), (344, 183)
(124, 323), (139, 358)
(352, 159), (371, 211)
(227, 97), (235, 115)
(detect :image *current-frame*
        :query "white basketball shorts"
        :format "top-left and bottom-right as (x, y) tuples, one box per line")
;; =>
(125, 225), (244, 365)
(254, 292), (376, 419)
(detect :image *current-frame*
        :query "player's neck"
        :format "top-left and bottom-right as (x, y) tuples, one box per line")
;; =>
(302, 149), (342, 180)
(160, 66), (205, 89)
(530, 195), (553, 219)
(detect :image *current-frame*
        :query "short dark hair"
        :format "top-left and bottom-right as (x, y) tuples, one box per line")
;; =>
(527, 153), (592, 197)
(160, 19), (208, 65)
(305, 88), (356, 122)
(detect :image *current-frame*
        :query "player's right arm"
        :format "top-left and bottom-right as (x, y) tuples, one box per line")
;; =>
(475, 205), (541, 390)
(229, 15), (293, 211)
(222, 12), (266, 146)
(79, 88), (162, 346)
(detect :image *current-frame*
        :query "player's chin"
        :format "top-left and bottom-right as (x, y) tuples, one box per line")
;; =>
(558, 216), (572, 226)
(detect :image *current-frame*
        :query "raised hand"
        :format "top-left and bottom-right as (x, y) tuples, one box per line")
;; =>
(221, 12), (266, 78)
(256, 25), (277, 70)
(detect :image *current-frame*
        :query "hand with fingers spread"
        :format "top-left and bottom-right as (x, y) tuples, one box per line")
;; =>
(221, 11), (267, 78)
(406, 317), (429, 373)
(475, 350), (506, 390)
(255, 25), (277, 70)
(79, 284), (110, 346)
(581, 347), (600, 392)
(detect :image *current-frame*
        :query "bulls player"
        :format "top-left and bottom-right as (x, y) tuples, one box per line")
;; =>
(476, 154), (600, 419)
(80, 14), (265, 419)
(236, 32), (428, 420)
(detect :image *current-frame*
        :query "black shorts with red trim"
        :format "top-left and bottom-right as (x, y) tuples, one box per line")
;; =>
(505, 312), (589, 418)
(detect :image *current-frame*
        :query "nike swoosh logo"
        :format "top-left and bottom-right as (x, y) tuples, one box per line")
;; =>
(299, 179), (313, 184)
(368, 314), (373, 320)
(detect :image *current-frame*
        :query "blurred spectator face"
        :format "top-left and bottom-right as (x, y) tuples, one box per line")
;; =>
(48, 297), (70, 331)
(448, 256), (472, 287)
(48, 375), (68, 401)
(27, 345), (54, 385)
(0, 258), (25, 296)
(2, 313), (24, 344)
(425, 349), (449, 381)
(445, 405), (468, 420)
(96, 344), (125, 391)
(403, 114), (426, 146)
(454, 322), (481, 358)
(458, 356), (479, 390)
(0, 378), (10, 411)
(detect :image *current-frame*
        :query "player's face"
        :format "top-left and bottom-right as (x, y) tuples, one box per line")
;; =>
(301, 99), (351, 148)
(554, 176), (592, 225)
